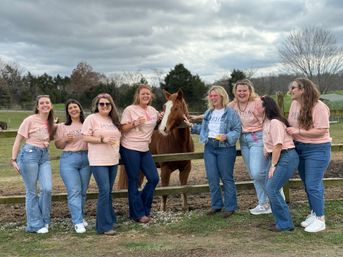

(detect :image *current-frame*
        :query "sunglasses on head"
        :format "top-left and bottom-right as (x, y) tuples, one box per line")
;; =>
(97, 93), (111, 98)
(98, 102), (111, 107)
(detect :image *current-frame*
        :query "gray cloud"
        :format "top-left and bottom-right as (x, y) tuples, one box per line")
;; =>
(0, 0), (342, 82)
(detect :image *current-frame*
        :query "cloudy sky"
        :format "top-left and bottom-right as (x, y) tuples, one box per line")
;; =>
(1, 0), (343, 83)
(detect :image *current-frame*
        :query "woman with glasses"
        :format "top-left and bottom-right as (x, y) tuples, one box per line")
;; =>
(257, 96), (299, 232)
(228, 79), (271, 215)
(11, 95), (55, 233)
(286, 78), (331, 233)
(185, 85), (241, 218)
(55, 99), (91, 234)
(81, 93), (121, 235)
(120, 84), (160, 223)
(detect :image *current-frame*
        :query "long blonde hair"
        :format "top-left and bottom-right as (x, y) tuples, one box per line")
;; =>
(232, 79), (258, 102)
(207, 85), (229, 109)
(133, 84), (154, 105)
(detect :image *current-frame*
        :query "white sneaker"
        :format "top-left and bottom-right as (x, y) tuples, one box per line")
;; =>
(304, 217), (326, 233)
(36, 227), (49, 234)
(83, 219), (88, 227)
(301, 211), (316, 228)
(75, 223), (86, 234)
(249, 204), (272, 215)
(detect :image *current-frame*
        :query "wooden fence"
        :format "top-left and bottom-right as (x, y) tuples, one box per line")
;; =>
(1, 130), (343, 205)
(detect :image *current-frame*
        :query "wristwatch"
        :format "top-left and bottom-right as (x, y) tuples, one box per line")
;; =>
(271, 163), (277, 168)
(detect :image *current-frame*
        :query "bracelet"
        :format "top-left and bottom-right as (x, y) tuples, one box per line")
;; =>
(10, 158), (16, 162)
(100, 136), (104, 143)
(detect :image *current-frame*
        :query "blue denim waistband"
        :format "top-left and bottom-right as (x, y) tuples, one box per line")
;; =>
(23, 144), (48, 151)
(281, 148), (295, 153)
(62, 150), (88, 153)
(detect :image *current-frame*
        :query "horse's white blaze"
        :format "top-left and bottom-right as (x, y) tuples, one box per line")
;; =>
(159, 100), (173, 135)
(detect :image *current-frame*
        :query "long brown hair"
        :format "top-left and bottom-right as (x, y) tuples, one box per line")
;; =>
(64, 99), (85, 125)
(34, 95), (55, 140)
(91, 93), (121, 128)
(293, 78), (320, 129)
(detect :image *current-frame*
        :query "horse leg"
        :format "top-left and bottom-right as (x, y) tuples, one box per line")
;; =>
(160, 167), (172, 211)
(179, 162), (191, 211)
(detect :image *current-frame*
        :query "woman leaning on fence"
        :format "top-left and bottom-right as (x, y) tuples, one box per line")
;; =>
(81, 93), (121, 235)
(11, 95), (56, 234)
(286, 78), (331, 233)
(185, 85), (241, 218)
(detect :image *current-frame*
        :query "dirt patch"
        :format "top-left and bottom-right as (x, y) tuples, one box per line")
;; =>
(0, 153), (342, 223)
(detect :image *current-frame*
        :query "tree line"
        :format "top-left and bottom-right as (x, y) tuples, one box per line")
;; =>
(1, 60), (343, 113)
(1, 26), (342, 112)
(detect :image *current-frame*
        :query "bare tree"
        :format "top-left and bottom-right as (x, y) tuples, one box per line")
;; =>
(70, 62), (102, 93)
(278, 26), (343, 93)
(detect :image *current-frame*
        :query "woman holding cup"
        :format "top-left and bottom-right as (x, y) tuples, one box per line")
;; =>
(120, 84), (161, 223)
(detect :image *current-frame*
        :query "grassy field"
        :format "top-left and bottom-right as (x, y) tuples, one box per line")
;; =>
(0, 200), (342, 257)
(0, 111), (343, 256)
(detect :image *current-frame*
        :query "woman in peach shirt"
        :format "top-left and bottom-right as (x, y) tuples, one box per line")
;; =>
(55, 99), (90, 234)
(287, 78), (331, 233)
(82, 93), (121, 235)
(229, 79), (270, 215)
(120, 84), (160, 223)
(11, 95), (55, 234)
(258, 96), (299, 232)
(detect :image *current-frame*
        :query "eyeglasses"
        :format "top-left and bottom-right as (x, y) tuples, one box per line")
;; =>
(98, 102), (111, 107)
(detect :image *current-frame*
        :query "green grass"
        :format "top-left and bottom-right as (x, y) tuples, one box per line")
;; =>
(0, 200), (342, 256)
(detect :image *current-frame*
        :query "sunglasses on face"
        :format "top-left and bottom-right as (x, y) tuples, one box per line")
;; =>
(98, 102), (111, 107)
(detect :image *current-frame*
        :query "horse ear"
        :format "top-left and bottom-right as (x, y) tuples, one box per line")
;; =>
(176, 88), (183, 100)
(163, 89), (171, 100)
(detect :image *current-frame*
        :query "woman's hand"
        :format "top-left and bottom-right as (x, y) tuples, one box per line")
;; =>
(10, 160), (20, 174)
(268, 166), (276, 178)
(286, 127), (300, 136)
(158, 112), (164, 120)
(215, 134), (227, 141)
(133, 116), (146, 127)
(183, 115), (193, 128)
(189, 114), (204, 122)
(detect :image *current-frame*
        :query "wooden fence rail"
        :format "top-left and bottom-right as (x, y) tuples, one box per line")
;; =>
(1, 129), (343, 205)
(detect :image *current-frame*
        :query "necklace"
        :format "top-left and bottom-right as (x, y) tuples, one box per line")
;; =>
(237, 101), (249, 113)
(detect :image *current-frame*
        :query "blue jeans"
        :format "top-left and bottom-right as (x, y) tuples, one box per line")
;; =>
(17, 144), (52, 232)
(265, 149), (299, 230)
(91, 165), (117, 233)
(204, 139), (237, 211)
(295, 142), (331, 216)
(240, 131), (269, 205)
(60, 151), (91, 225)
(120, 146), (159, 220)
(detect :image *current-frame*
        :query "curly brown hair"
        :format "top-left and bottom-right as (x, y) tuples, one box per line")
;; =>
(293, 78), (320, 130)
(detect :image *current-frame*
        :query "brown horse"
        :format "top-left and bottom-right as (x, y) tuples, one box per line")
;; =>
(117, 89), (194, 211)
